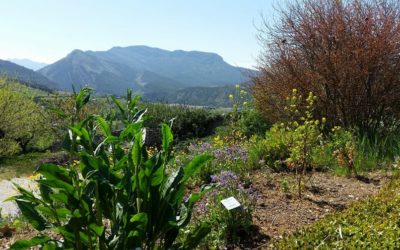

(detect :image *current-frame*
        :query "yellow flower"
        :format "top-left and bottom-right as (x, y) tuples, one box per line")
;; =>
(213, 135), (224, 147)
(243, 101), (248, 106)
(235, 84), (240, 89)
(229, 94), (234, 100)
(28, 173), (41, 180)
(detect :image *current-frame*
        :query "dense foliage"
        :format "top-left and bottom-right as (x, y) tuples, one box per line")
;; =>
(10, 89), (212, 249)
(0, 78), (54, 158)
(253, 0), (400, 131)
(142, 103), (224, 145)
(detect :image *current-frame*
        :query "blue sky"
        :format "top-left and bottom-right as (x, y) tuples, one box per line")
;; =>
(0, 0), (279, 68)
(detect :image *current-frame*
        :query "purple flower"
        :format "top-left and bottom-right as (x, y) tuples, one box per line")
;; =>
(210, 170), (240, 187)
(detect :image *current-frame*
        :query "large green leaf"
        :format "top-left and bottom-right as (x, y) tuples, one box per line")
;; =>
(178, 185), (212, 227)
(182, 154), (212, 182)
(128, 95), (140, 110)
(38, 164), (71, 183)
(120, 123), (143, 140)
(15, 200), (48, 231)
(132, 131), (143, 167)
(41, 242), (59, 250)
(161, 123), (173, 153)
(49, 192), (69, 204)
(7, 183), (39, 204)
(132, 109), (147, 123)
(75, 88), (92, 112)
(10, 236), (51, 250)
(39, 182), (53, 204)
(161, 168), (183, 198)
(111, 96), (127, 120)
(130, 212), (148, 224)
(37, 179), (75, 195)
(89, 223), (104, 237)
(180, 222), (211, 250)
(97, 116), (111, 136)
(150, 163), (164, 186)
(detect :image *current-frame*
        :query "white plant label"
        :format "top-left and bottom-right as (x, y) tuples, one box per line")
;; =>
(221, 197), (241, 210)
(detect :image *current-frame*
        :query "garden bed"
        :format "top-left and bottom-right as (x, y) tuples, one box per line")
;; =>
(250, 170), (390, 246)
(0, 169), (393, 249)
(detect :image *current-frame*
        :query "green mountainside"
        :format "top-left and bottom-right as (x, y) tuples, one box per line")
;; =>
(0, 59), (58, 91)
(38, 46), (252, 97)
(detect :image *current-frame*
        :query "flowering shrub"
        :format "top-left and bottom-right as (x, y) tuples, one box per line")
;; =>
(228, 84), (269, 138)
(192, 171), (256, 248)
(186, 141), (249, 182)
(248, 89), (325, 197)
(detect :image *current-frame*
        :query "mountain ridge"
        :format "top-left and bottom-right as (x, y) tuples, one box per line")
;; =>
(0, 59), (59, 91)
(8, 58), (48, 71)
(38, 45), (252, 96)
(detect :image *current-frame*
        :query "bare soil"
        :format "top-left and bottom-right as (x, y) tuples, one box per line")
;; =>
(249, 170), (390, 247)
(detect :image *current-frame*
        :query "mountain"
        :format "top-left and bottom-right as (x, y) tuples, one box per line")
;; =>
(8, 58), (48, 71)
(0, 59), (59, 91)
(38, 46), (252, 96)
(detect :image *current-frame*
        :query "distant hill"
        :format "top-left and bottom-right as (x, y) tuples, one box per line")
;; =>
(144, 85), (235, 107)
(8, 58), (48, 71)
(0, 59), (59, 91)
(0, 77), (50, 97)
(38, 46), (253, 96)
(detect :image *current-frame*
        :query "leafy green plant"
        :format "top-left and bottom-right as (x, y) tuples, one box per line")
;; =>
(191, 171), (255, 248)
(280, 178), (290, 194)
(238, 108), (270, 138)
(248, 126), (291, 171)
(327, 126), (357, 176)
(283, 90), (325, 197)
(9, 88), (212, 249)
(141, 102), (223, 145)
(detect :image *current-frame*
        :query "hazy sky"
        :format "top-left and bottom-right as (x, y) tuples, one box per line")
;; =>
(0, 0), (279, 68)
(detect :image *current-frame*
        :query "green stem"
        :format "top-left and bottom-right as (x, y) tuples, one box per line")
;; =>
(86, 225), (95, 250)
(74, 229), (82, 250)
(95, 180), (106, 250)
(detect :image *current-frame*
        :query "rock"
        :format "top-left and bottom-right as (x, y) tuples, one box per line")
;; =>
(0, 178), (37, 217)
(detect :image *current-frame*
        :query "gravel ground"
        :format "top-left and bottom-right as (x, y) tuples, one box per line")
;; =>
(0, 178), (37, 218)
